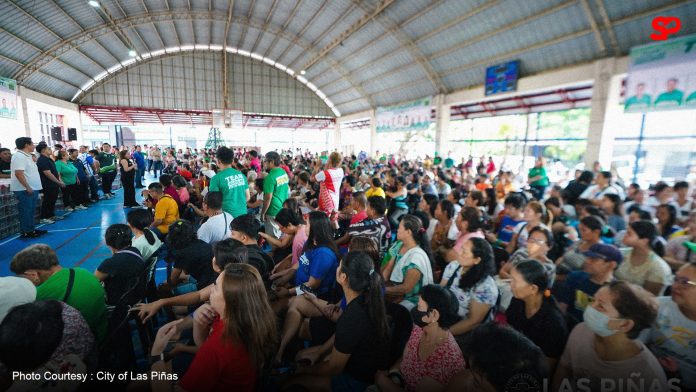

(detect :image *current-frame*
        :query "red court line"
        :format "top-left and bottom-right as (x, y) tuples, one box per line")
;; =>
(54, 204), (122, 251)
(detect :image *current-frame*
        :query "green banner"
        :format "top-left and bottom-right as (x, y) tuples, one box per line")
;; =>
(625, 33), (696, 112)
(0, 77), (18, 120)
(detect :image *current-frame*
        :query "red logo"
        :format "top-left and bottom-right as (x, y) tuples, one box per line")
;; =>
(650, 16), (681, 41)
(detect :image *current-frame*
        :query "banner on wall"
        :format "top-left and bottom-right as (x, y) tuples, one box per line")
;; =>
(376, 96), (432, 133)
(0, 77), (18, 120)
(624, 33), (696, 112)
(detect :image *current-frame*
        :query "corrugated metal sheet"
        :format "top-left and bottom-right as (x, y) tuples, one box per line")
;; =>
(2, 0), (696, 116)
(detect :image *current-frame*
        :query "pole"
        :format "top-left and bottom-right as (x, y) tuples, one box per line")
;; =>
(169, 126), (173, 149)
(632, 113), (646, 184)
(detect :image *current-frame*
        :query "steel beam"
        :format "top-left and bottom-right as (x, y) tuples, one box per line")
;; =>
(579, 0), (607, 55)
(276, 1), (330, 64)
(594, 0), (620, 55)
(236, 0), (257, 50)
(261, 0), (303, 58)
(251, 0), (279, 53)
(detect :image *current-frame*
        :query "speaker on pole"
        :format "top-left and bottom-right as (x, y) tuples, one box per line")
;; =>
(51, 126), (63, 141)
(67, 128), (77, 141)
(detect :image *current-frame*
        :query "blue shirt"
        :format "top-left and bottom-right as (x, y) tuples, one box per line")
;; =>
(295, 246), (339, 297)
(558, 271), (605, 325)
(497, 215), (524, 244)
(132, 151), (145, 167)
(71, 159), (88, 182)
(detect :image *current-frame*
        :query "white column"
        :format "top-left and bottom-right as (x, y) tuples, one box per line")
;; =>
(585, 58), (622, 169)
(434, 94), (450, 156)
(332, 122), (341, 152)
(369, 109), (377, 157)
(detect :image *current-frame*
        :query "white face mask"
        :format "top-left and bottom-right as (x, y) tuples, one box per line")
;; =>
(583, 306), (620, 337)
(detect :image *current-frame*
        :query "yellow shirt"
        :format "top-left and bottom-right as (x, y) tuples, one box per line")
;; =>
(154, 194), (179, 234)
(365, 187), (386, 199)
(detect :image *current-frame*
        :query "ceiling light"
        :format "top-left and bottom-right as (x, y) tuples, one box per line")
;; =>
(128, 50), (137, 57)
(300, 70), (306, 75)
(88, 0), (100, 7)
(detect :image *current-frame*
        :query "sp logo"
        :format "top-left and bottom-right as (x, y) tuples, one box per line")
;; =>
(650, 16), (681, 41)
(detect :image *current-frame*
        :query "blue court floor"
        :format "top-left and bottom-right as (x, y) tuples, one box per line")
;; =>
(0, 173), (161, 278)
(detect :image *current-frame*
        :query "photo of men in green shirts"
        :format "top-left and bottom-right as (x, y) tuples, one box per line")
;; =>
(654, 78), (684, 107)
(624, 83), (651, 110)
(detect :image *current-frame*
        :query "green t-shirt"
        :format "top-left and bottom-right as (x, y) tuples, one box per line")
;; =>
(97, 152), (117, 172)
(444, 157), (455, 169)
(685, 91), (696, 105)
(263, 167), (289, 217)
(209, 167), (249, 217)
(654, 90), (684, 106)
(624, 94), (651, 110)
(36, 268), (108, 342)
(55, 159), (78, 185)
(528, 166), (549, 187)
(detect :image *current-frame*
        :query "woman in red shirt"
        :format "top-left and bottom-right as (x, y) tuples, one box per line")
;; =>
(150, 263), (278, 392)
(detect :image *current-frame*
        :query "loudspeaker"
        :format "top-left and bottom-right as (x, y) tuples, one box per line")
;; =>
(50, 126), (63, 141)
(67, 128), (77, 141)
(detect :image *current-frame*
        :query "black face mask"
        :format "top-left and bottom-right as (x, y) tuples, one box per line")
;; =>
(410, 307), (430, 328)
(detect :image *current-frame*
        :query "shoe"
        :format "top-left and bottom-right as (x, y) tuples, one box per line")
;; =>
(34, 229), (48, 235)
(65, 207), (74, 212)
(20, 231), (40, 239)
(75, 205), (88, 210)
(50, 215), (64, 221)
(40, 218), (55, 224)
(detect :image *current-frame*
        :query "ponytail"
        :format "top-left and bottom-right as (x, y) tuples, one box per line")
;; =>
(630, 220), (665, 257)
(143, 228), (156, 246)
(342, 251), (388, 340)
(401, 214), (436, 272)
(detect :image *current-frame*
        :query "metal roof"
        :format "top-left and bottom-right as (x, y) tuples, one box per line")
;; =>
(1, 0), (695, 118)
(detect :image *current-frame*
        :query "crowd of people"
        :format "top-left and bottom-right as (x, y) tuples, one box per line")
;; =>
(2, 137), (696, 392)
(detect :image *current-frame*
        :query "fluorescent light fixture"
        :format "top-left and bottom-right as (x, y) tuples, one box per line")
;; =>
(165, 47), (180, 53)
(128, 49), (137, 57)
(88, 0), (99, 7)
(262, 57), (275, 66)
(209, 45), (223, 51)
(140, 53), (151, 59)
(297, 75), (308, 84)
(331, 107), (341, 117)
(225, 47), (238, 53)
(300, 70), (306, 75)
(121, 58), (136, 66)
(195, 44), (208, 50)
(250, 52), (262, 60)
(237, 49), (250, 57)
(274, 63), (287, 71)
(317, 90), (327, 100)
(306, 82), (317, 91)
(107, 64), (121, 73)
(180, 45), (194, 51)
(286, 68), (295, 76)
(151, 49), (165, 56)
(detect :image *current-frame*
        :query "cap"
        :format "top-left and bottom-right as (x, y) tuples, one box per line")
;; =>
(0, 277), (36, 323)
(583, 243), (623, 264)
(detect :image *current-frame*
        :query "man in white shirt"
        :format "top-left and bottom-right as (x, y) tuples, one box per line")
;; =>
(196, 191), (233, 246)
(10, 137), (45, 238)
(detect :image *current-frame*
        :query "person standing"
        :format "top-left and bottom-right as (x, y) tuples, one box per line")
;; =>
(150, 146), (163, 177)
(132, 145), (146, 188)
(36, 143), (65, 224)
(119, 149), (138, 208)
(262, 151), (290, 239)
(78, 146), (99, 203)
(69, 149), (90, 207)
(528, 157), (549, 201)
(209, 146), (250, 218)
(85, 148), (100, 202)
(11, 137), (46, 238)
(0, 147), (11, 179)
(97, 143), (117, 199)
(313, 151), (344, 223)
(56, 150), (86, 212)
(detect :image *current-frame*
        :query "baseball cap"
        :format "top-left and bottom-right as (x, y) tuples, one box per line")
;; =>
(0, 277), (36, 323)
(583, 243), (623, 264)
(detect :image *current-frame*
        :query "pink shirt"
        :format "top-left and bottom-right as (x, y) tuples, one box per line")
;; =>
(400, 326), (465, 391)
(177, 187), (190, 205)
(453, 230), (485, 253)
(292, 225), (308, 266)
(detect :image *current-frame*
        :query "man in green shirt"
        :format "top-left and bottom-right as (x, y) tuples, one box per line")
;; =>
(97, 142), (117, 199)
(209, 146), (250, 217)
(624, 83), (652, 110)
(10, 244), (108, 342)
(262, 151), (289, 239)
(685, 90), (696, 106)
(527, 157), (549, 201)
(654, 78), (684, 107)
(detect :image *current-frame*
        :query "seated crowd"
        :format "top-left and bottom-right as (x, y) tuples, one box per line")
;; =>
(1, 146), (696, 392)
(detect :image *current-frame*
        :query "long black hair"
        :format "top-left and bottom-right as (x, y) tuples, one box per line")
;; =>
(513, 259), (558, 306)
(630, 220), (665, 256)
(341, 251), (388, 340)
(275, 207), (304, 228)
(127, 209), (157, 245)
(459, 237), (496, 291)
(304, 211), (339, 259)
(400, 214), (435, 272)
(603, 194), (624, 217)
(656, 204), (678, 239)
(166, 220), (198, 250)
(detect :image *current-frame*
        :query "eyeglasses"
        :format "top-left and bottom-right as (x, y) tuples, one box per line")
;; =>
(528, 239), (547, 245)
(673, 276), (696, 287)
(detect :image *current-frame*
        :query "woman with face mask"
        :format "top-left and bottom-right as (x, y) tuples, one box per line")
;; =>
(552, 281), (667, 392)
(506, 260), (568, 373)
(375, 284), (465, 391)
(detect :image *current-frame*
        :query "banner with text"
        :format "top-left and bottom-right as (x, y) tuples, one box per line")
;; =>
(625, 33), (696, 112)
(0, 77), (18, 120)
(376, 96), (432, 133)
